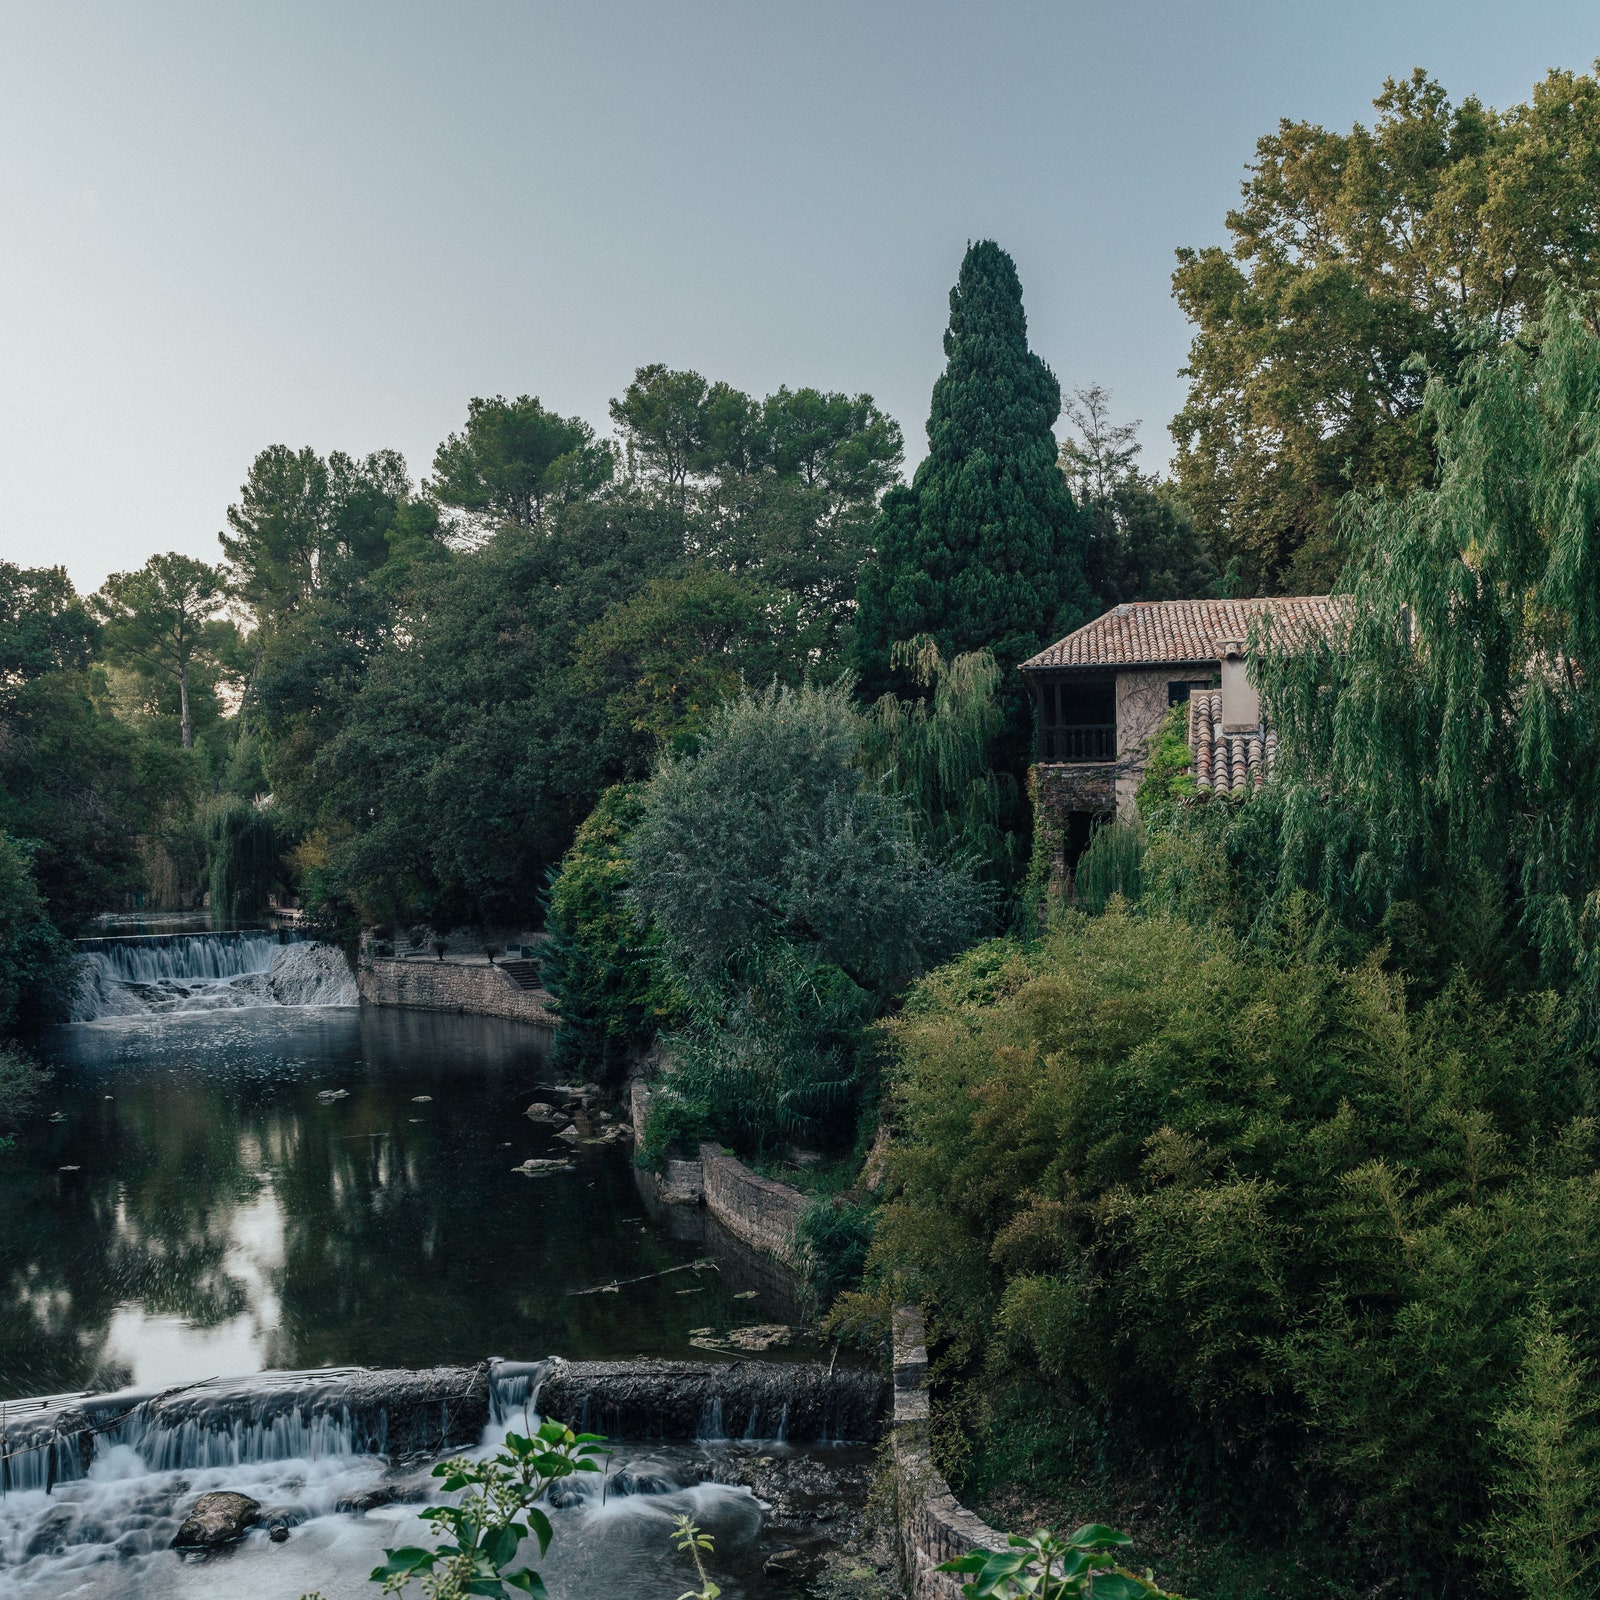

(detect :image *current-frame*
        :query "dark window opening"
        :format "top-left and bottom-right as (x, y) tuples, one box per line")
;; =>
(1036, 677), (1115, 762)
(1064, 810), (1103, 871)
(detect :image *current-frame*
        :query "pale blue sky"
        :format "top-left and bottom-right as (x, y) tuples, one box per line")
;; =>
(3, 1), (1597, 592)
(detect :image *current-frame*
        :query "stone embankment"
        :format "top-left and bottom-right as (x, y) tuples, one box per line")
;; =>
(891, 1305), (1005, 1600)
(357, 955), (556, 1025)
(629, 1081), (808, 1264)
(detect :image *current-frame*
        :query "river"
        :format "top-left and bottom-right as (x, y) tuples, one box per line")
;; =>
(0, 945), (874, 1599)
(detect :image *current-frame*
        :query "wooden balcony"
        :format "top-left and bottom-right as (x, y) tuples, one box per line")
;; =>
(1038, 723), (1116, 763)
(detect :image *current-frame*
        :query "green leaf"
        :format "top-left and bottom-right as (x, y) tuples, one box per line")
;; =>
(504, 1571), (550, 1599)
(526, 1505), (554, 1556)
(1069, 1527), (1132, 1550)
(483, 1523), (521, 1571)
(371, 1547), (435, 1581)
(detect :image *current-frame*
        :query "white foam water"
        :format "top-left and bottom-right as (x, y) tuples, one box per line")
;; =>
(70, 938), (357, 1022)
(0, 1377), (766, 1599)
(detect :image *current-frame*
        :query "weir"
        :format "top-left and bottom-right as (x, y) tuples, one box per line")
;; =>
(0, 1359), (888, 1491)
(69, 930), (358, 1019)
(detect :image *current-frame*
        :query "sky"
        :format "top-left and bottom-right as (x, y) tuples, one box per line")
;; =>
(3, 1), (1598, 594)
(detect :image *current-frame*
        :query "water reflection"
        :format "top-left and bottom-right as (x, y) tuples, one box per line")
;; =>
(0, 1009), (763, 1401)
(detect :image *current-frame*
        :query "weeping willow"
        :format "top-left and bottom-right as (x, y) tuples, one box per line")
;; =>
(204, 794), (280, 927)
(858, 636), (1011, 879)
(1255, 292), (1600, 1017)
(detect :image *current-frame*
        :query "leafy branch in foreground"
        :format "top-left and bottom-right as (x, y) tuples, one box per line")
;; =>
(938, 1524), (1182, 1600)
(370, 1420), (605, 1599)
(672, 1515), (721, 1600)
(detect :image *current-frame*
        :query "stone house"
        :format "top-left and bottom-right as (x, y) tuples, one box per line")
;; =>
(1020, 596), (1340, 872)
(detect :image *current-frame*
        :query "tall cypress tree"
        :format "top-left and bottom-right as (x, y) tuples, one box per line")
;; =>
(855, 241), (1090, 697)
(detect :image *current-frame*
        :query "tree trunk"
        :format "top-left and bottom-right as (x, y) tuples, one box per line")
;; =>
(179, 663), (192, 749)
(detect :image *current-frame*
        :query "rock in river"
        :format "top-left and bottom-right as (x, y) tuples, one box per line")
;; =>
(172, 1491), (261, 1549)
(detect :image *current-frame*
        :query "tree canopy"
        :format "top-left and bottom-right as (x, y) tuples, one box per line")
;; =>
(1173, 66), (1600, 593)
(855, 240), (1090, 696)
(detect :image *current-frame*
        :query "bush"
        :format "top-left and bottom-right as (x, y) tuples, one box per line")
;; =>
(1072, 821), (1143, 913)
(869, 907), (1600, 1594)
(0, 1043), (46, 1146)
(795, 1194), (876, 1316)
(0, 833), (73, 1030)
(541, 784), (679, 1084)
(627, 680), (989, 1153)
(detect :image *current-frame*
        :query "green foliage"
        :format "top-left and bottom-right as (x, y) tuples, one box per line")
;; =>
(542, 784), (678, 1084)
(0, 835), (72, 1030)
(854, 241), (1090, 702)
(1172, 66), (1600, 591)
(205, 794), (280, 926)
(221, 445), (413, 627)
(93, 552), (232, 750)
(1059, 388), (1218, 609)
(1132, 706), (1196, 825)
(1485, 1301), (1600, 1600)
(0, 562), (96, 701)
(0, 1043), (47, 1149)
(570, 568), (802, 749)
(627, 680), (988, 1153)
(1071, 822), (1143, 914)
(370, 1420), (605, 1600)
(859, 637), (1011, 883)
(795, 1194), (876, 1315)
(871, 908), (1600, 1593)
(430, 394), (612, 532)
(939, 1524), (1179, 1600)
(1251, 294), (1600, 1027)
(671, 1515), (721, 1600)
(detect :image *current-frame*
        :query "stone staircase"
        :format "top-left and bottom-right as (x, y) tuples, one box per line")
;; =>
(496, 958), (543, 992)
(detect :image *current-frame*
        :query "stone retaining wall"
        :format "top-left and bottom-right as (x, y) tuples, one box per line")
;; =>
(892, 1305), (1004, 1600)
(357, 957), (557, 1026)
(700, 1142), (806, 1267)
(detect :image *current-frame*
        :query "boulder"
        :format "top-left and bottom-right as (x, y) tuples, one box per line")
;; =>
(172, 1491), (261, 1549)
(525, 1102), (559, 1122)
(554, 1125), (580, 1144)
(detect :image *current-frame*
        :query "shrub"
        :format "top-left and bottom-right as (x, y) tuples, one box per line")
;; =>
(869, 907), (1599, 1594)
(627, 680), (989, 1153)
(795, 1194), (876, 1316)
(0, 833), (73, 1030)
(541, 784), (679, 1084)
(1072, 821), (1143, 914)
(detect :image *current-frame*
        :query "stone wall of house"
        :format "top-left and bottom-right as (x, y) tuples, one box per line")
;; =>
(892, 1305), (1005, 1600)
(357, 957), (557, 1026)
(700, 1143), (806, 1267)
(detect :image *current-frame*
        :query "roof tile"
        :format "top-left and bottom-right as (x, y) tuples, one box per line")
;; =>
(1020, 597), (1343, 671)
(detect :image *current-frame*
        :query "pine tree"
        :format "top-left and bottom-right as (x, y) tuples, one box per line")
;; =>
(854, 241), (1090, 698)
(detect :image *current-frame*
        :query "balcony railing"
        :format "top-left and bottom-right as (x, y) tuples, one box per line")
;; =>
(1039, 723), (1116, 763)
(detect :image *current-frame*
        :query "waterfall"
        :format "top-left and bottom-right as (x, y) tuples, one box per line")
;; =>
(69, 932), (357, 1020)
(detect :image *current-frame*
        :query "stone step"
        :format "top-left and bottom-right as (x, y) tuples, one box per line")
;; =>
(497, 959), (543, 991)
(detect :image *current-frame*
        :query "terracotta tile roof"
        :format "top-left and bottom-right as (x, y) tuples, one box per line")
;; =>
(1020, 597), (1343, 671)
(1187, 690), (1275, 797)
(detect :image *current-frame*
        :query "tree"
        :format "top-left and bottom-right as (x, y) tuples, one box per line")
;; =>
(429, 394), (611, 533)
(1060, 387), (1219, 607)
(609, 365), (716, 507)
(570, 567), (799, 748)
(93, 553), (229, 748)
(1242, 294), (1600, 1023)
(854, 240), (1090, 700)
(0, 833), (72, 1031)
(221, 445), (412, 627)
(0, 563), (95, 706)
(1172, 67), (1600, 593)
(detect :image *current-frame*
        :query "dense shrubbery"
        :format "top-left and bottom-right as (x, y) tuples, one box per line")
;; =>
(625, 680), (989, 1156)
(541, 784), (679, 1084)
(867, 908), (1600, 1595)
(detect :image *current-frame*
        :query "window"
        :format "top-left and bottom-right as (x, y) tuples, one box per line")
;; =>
(1035, 677), (1115, 762)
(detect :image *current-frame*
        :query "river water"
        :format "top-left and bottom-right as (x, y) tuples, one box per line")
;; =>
(0, 953), (856, 1598)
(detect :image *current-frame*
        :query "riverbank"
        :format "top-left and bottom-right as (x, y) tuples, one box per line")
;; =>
(357, 952), (558, 1025)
